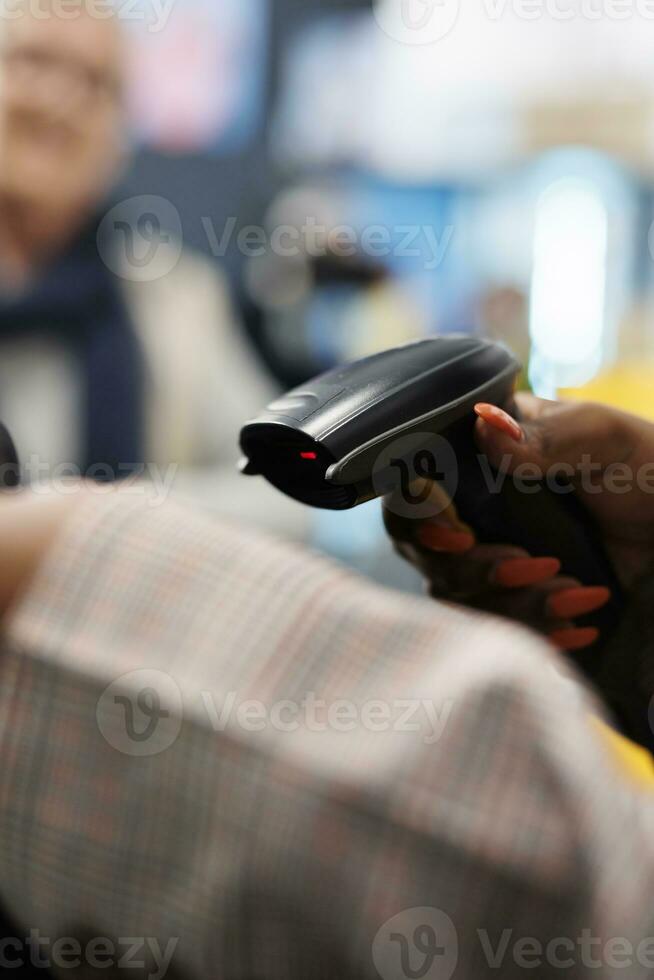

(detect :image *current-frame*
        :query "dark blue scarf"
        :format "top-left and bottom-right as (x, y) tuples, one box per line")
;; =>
(0, 213), (145, 478)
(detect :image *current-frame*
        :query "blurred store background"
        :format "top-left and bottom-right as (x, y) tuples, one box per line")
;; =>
(122, 0), (654, 401)
(13, 0), (654, 588)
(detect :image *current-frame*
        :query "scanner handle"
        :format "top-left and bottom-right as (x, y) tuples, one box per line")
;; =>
(451, 411), (623, 659)
(447, 411), (648, 747)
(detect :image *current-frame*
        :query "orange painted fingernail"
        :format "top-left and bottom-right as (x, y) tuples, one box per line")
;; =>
(547, 587), (611, 620)
(418, 524), (475, 554)
(493, 557), (561, 588)
(550, 627), (600, 651)
(474, 403), (523, 443)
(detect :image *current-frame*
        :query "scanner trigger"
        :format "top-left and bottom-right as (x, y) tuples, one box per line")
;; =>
(239, 457), (260, 477)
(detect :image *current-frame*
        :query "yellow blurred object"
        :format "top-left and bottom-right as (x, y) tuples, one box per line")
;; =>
(561, 364), (654, 422)
(594, 719), (654, 789)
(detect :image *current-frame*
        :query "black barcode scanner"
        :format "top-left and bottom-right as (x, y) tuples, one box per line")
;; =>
(240, 337), (625, 680)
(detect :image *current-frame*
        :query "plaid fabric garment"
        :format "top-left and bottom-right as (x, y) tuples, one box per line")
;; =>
(1, 492), (654, 980)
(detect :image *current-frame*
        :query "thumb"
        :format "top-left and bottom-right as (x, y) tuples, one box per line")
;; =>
(474, 397), (632, 478)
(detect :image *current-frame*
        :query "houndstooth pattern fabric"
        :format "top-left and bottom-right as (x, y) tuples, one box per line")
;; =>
(1, 492), (654, 980)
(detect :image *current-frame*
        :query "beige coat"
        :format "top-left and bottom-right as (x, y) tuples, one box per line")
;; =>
(124, 247), (311, 540)
(124, 246), (311, 540)
(124, 246), (276, 469)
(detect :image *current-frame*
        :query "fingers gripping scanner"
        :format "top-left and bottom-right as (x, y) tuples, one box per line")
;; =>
(239, 337), (626, 700)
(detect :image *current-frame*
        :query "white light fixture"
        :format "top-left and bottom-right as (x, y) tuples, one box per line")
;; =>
(529, 177), (608, 395)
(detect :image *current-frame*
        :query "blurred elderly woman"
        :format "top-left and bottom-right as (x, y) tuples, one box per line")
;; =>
(0, 1), (281, 517)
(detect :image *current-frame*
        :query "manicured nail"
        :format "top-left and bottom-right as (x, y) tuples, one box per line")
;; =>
(547, 587), (611, 620)
(493, 557), (561, 588)
(550, 627), (600, 651)
(418, 524), (475, 554)
(475, 403), (523, 443)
